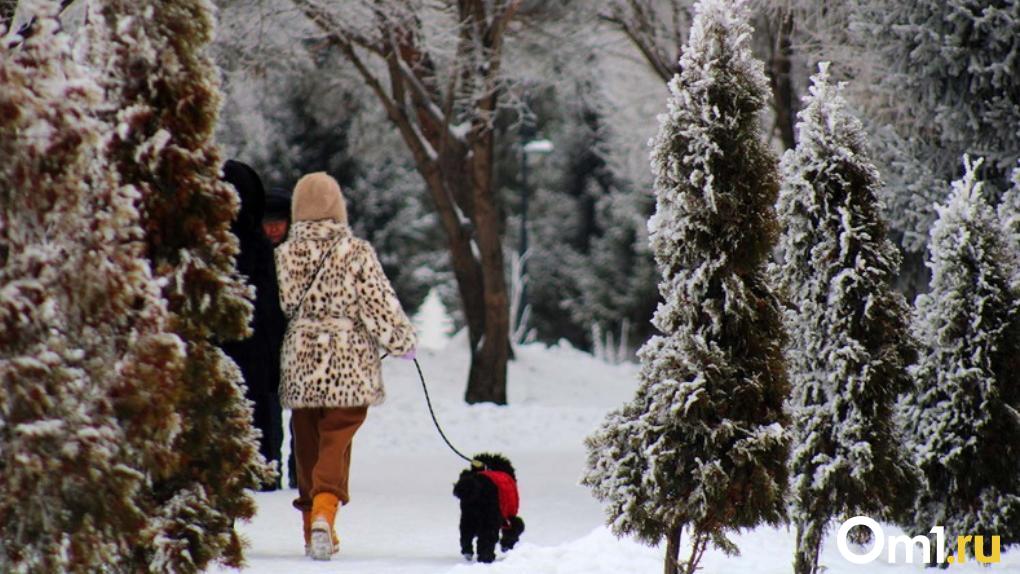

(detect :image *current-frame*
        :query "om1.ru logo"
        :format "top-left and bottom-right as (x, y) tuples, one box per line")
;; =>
(837, 516), (1001, 566)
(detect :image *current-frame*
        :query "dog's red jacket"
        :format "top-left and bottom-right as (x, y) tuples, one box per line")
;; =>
(479, 470), (519, 525)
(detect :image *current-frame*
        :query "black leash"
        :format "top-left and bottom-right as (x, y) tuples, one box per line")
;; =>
(379, 354), (479, 467)
(411, 357), (477, 466)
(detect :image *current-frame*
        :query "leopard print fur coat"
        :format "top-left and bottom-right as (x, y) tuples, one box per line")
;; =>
(275, 219), (416, 408)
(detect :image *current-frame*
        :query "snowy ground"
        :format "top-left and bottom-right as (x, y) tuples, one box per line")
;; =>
(215, 336), (1020, 573)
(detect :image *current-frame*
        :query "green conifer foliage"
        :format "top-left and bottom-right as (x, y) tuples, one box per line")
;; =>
(900, 157), (1020, 559)
(997, 164), (1020, 289)
(0, 6), (185, 571)
(87, 1), (273, 570)
(776, 64), (918, 574)
(850, 0), (1020, 256)
(583, 1), (789, 571)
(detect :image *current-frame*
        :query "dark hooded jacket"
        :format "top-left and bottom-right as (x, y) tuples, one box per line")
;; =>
(221, 160), (287, 398)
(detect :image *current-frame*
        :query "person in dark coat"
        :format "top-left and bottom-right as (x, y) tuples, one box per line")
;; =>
(222, 160), (287, 489)
(261, 185), (298, 488)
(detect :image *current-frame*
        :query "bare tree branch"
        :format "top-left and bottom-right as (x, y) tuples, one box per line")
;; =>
(599, 12), (673, 82)
(489, 0), (522, 44)
(597, 0), (688, 83)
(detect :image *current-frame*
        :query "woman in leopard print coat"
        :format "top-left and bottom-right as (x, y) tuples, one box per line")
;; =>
(275, 172), (416, 560)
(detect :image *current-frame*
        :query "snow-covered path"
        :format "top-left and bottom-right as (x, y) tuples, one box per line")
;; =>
(215, 340), (639, 574)
(214, 341), (1020, 573)
(229, 449), (607, 574)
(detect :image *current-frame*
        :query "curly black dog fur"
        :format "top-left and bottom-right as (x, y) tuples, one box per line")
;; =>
(452, 453), (525, 563)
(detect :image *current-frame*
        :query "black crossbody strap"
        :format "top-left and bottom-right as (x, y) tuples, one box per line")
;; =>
(294, 235), (344, 317)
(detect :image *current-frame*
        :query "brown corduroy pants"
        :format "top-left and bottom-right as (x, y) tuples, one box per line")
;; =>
(290, 406), (368, 512)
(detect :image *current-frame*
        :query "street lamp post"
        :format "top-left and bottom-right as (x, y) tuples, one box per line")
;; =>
(517, 138), (554, 334)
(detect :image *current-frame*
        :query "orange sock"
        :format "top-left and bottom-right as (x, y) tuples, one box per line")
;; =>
(311, 493), (339, 526)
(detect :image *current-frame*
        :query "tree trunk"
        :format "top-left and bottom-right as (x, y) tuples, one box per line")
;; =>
(769, 11), (796, 150)
(794, 524), (807, 574)
(463, 118), (510, 405)
(793, 521), (822, 574)
(453, 189), (510, 404)
(387, 111), (510, 407)
(664, 523), (683, 574)
(420, 167), (508, 405)
(466, 334), (509, 404)
(293, 0), (516, 405)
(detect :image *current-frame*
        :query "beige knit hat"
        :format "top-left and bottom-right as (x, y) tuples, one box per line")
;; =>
(291, 172), (347, 223)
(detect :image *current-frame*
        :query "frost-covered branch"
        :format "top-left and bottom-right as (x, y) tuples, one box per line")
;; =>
(598, 0), (690, 82)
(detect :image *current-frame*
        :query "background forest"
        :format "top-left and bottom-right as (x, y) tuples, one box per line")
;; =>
(2, 1), (1018, 572)
(208, 0), (1018, 361)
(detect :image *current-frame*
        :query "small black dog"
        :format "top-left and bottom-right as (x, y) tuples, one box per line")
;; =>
(452, 453), (525, 563)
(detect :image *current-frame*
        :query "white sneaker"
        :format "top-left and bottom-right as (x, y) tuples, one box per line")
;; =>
(309, 518), (334, 561)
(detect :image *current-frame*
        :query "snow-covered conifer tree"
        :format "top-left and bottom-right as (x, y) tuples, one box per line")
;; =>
(997, 164), (1020, 288)
(776, 64), (918, 574)
(583, 1), (789, 572)
(85, 1), (273, 570)
(847, 0), (1020, 263)
(0, 5), (185, 570)
(900, 157), (1020, 560)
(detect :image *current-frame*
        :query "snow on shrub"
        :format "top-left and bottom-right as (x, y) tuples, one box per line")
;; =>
(85, 0), (274, 569)
(0, 6), (184, 571)
(899, 156), (1020, 557)
(776, 63), (918, 574)
(583, 1), (789, 571)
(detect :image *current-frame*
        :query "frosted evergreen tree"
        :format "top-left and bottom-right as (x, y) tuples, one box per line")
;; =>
(776, 64), (918, 574)
(583, 1), (789, 572)
(85, 1), (274, 570)
(0, 5), (185, 571)
(900, 156), (1020, 560)
(567, 186), (659, 359)
(848, 0), (1020, 262)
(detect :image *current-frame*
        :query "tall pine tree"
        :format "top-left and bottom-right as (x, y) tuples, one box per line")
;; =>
(776, 63), (918, 574)
(85, 1), (273, 570)
(900, 156), (1020, 560)
(0, 5), (185, 570)
(583, 1), (789, 572)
